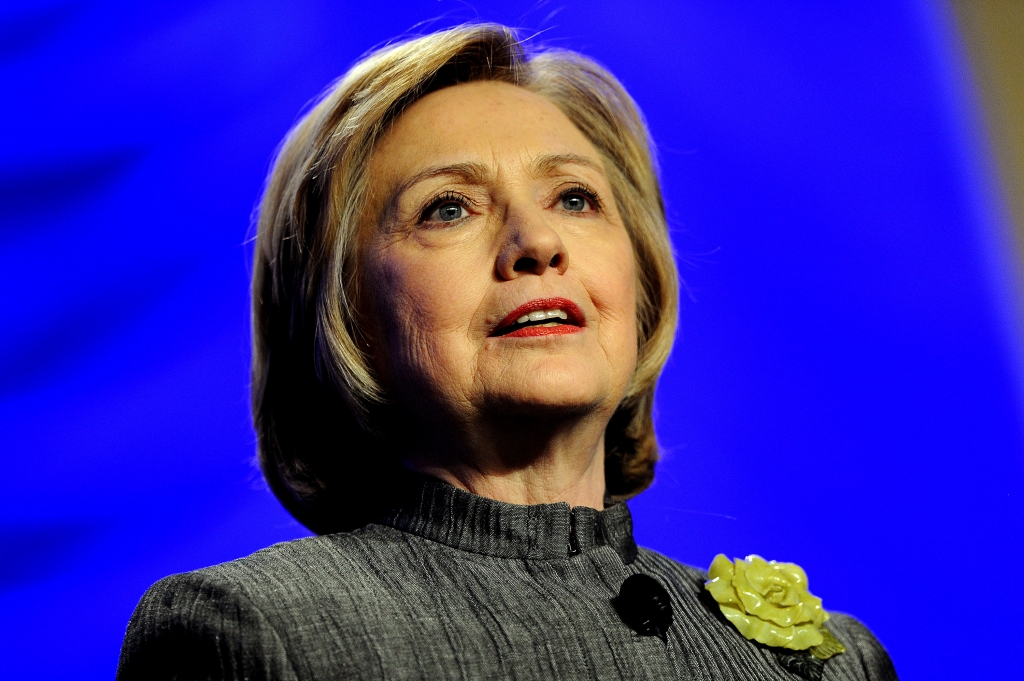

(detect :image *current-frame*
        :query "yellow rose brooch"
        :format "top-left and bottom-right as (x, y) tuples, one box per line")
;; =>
(705, 555), (845, 661)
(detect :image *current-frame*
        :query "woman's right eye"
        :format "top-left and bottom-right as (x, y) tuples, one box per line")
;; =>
(420, 196), (470, 224)
(433, 203), (464, 222)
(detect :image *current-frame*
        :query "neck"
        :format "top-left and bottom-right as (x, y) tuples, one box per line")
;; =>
(404, 412), (608, 509)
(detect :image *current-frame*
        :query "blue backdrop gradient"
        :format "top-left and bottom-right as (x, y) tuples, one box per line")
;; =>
(1, 1), (1022, 679)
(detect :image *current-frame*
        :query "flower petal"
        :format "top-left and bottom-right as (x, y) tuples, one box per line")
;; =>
(706, 576), (740, 606)
(731, 561), (762, 613)
(788, 623), (825, 650)
(708, 554), (735, 582)
(706, 554), (831, 652)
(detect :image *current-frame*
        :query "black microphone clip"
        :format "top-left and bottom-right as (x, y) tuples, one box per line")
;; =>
(612, 573), (673, 643)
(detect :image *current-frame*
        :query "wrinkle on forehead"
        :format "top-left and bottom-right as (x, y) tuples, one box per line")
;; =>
(376, 81), (599, 166)
(385, 153), (607, 206)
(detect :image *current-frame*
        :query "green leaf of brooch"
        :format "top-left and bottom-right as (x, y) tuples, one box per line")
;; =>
(704, 554), (846, 661)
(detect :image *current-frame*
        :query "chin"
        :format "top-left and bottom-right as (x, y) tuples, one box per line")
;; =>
(483, 367), (619, 419)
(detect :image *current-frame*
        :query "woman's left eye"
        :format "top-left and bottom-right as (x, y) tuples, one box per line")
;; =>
(434, 203), (464, 221)
(561, 194), (588, 212)
(559, 188), (598, 213)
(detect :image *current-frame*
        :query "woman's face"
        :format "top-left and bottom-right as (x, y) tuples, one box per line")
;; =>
(362, 81), (637, 438)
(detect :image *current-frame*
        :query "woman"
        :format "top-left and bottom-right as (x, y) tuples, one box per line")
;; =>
(118, 24), (897, 681)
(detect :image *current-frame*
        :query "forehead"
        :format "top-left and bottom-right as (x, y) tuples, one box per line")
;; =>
(372, 81), (601, 176)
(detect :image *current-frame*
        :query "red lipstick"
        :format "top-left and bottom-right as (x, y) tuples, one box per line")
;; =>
(492, 297), (585, 338)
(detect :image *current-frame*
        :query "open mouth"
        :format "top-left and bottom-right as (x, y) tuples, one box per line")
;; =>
(491, 297), (585, 338)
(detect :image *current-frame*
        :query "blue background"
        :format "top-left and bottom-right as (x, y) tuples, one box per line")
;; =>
(2, 1), (1022, 678)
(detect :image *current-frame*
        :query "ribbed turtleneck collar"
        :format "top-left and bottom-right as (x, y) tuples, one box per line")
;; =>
(379, 475), (638, 564)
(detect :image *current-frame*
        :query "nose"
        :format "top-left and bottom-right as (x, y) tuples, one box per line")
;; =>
(495, 206), (569, 280)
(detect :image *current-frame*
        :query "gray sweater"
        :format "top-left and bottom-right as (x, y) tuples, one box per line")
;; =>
(117, 478), (897, 680)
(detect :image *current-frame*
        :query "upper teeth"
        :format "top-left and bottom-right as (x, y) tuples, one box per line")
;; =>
(516, 309), (569, 324)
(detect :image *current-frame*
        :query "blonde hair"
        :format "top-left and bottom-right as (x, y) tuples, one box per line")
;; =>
(252, 24), (678, 533)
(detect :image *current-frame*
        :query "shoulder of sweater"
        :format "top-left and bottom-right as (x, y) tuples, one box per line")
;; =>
(144, 534), (712, 614)
(119, 558), (303, 680)
(150, 523), (405, 600)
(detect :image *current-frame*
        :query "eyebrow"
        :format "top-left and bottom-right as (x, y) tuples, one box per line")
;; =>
(393, 162), (492, 198)
(387, 152), (606, 209)
(531, 153), (604, 176)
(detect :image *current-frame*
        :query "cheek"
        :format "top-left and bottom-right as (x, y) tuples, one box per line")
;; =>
(582, 232), (639, 392)
(588, 233), (639, 345)
(610, 266), (640, 377)
(365, 241), (486, 383)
